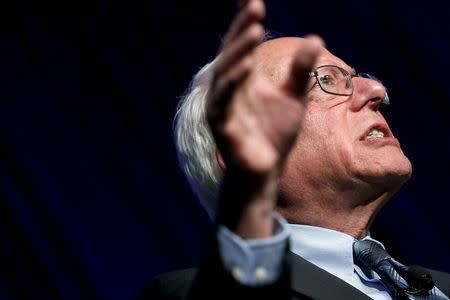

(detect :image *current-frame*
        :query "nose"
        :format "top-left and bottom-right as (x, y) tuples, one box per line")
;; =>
(349, 76), (387, 112)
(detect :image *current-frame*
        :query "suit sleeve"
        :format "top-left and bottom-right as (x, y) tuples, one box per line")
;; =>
(139, 216), (291, 300)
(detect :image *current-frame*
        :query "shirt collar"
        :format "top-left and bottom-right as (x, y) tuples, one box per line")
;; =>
(288, 223), (385, 283)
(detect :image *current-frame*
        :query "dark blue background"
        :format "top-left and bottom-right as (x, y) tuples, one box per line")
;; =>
(1, 0), (449, 299)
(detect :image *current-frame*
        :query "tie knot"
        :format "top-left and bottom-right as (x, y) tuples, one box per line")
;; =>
(352, 239), (436, 298)
(353, 239), (392, 269)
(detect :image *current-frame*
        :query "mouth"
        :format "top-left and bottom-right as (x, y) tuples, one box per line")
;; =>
(359, 123), (393, 141)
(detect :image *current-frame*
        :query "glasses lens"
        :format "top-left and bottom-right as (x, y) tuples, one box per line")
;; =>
(316, 66), (352, 96)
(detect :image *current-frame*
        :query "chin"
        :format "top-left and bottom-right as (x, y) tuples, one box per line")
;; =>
(383, 150), (412, 184)
(353, 150), (413, 190)
(382, 165), (412, 189)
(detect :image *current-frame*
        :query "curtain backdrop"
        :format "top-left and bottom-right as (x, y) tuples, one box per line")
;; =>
(1, 0), (449, 299)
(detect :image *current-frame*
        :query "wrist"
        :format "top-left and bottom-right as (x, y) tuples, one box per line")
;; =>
(234, 199), (275, 239)
(216, 168), (279, 239)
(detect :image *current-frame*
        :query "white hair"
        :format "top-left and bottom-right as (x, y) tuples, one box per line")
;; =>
(174, 59), (222, 219)
(174, 34), (274, 219)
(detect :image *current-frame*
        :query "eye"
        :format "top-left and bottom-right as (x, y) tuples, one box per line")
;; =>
(319, 74), (337, 86)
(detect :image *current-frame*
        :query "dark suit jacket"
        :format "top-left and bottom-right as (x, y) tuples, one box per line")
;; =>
(140, 235), (450, 299)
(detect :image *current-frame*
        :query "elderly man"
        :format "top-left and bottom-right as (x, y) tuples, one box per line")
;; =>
(141, 0), (450, 299)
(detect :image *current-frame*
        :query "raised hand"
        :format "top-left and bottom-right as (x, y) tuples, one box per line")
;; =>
(206, 0), (323, 238)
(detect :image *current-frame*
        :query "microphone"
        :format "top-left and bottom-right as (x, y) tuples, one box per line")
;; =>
(395, 265), (435, 295)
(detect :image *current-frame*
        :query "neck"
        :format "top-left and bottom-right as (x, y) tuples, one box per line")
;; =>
(277, 184), (398, 239)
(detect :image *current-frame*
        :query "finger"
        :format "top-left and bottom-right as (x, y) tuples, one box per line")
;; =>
(225, 0), (265, 44)
(214, 55), (253, 103)
(284, 36), (324, 98)
(221, 0), (265, 49)
(208, 55), (253, 124)
(215, 23), (264, 78)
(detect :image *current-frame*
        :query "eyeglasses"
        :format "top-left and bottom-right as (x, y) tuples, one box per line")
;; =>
(308, 65), (389, 105)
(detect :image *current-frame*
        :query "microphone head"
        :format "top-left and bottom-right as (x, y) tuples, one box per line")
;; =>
(404, 265), (435, 295)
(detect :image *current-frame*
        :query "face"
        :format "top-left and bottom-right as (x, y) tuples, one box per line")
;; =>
(254, 38), (412, 207)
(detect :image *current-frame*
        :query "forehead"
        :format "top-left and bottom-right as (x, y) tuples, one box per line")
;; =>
(254, 37), (351, 83)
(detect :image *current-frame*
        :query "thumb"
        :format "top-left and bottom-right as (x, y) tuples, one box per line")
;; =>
(284, 35), (325, 98)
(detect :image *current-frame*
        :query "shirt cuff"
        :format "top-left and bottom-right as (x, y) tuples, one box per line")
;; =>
(216, 213), (289, 286)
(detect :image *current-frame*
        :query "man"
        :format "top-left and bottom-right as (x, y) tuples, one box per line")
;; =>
(141, 0), (450, 299)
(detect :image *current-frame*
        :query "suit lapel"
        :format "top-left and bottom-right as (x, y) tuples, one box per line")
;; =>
(288, 252), (372, 300)
(428, 269), (450, 297)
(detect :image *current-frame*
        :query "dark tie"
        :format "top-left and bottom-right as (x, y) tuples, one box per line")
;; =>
(353, 239), (435, 299)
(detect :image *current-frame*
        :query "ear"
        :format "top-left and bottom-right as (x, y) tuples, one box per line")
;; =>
(215, 149), (227, 171)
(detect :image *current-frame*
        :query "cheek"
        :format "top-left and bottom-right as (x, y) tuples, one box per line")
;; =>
(301, 108), (330, 156)
(279, 113), (326, 189)
(280, 104), (357, 184)
(290, 109), (351, 176)
(320, 110), (355, 172)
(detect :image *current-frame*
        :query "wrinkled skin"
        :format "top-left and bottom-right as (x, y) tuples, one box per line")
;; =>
(207, 0), (411, 239)
(256, 39), (412, 237)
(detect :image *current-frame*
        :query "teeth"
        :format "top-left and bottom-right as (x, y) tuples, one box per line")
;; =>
(367, 129), (385, 138)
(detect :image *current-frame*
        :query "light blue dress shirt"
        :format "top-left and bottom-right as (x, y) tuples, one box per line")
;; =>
(217, 216), (449, 299)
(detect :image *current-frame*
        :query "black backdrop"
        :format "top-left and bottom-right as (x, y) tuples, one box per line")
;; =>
(1, 0), (449, 299)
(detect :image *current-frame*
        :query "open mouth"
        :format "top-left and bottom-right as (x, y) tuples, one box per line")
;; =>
(360, 123), (391, 141)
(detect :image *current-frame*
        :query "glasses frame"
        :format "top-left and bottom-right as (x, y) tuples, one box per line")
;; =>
(308, 65), (390, 105)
